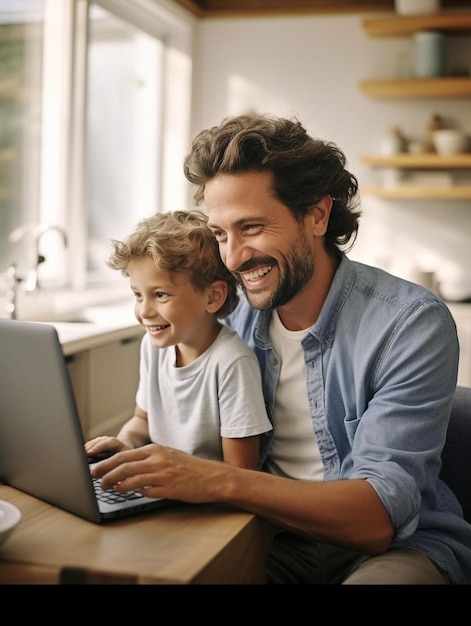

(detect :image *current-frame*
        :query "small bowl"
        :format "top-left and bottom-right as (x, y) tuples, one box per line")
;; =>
(432, 130), (468, 156)
(0, 500), (22, 548)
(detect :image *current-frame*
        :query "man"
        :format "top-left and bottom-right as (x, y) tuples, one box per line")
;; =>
(93, 113), (471, 584)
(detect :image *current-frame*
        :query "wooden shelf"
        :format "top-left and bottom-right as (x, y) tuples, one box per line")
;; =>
(363, 12), (471, 37)
(361, 154), (471, 168)
(360, 9), (471, 201)
(360, 77), (471, 99)
(362, 185), (471, 199)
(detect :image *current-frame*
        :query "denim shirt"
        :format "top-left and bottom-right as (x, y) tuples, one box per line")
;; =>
(225, 254), (471, 584)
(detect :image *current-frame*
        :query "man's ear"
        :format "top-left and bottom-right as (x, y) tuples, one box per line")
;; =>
(310, 195), (333, 237)
(206, 280), (228, 314)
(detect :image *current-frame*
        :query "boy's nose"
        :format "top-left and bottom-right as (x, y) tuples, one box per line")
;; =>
(136, 299), (156, 318)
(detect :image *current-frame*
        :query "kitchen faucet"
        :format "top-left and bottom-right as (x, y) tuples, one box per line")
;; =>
(9, 223), (67, 292)
(24, 225), (68, 292)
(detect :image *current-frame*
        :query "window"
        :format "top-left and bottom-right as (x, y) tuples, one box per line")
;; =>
(0, 0), (193, 298)
(0, 0), (43, 280)
(86, 6), (165, 279)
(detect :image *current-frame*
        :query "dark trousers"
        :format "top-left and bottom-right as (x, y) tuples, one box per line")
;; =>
(265, 529), (451, 584)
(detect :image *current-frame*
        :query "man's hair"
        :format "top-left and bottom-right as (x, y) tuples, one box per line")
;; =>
(107, 209), (239, 318)
(183, 113), (361, 256)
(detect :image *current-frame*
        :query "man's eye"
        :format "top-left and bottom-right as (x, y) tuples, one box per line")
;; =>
(212, 230), (226, 242)
(243, 224), (262, 233)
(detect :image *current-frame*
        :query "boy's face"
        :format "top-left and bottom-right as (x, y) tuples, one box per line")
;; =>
(127, 256), (214, 351)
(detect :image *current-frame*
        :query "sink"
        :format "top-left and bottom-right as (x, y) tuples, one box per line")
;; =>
(13, 285), (134, 325)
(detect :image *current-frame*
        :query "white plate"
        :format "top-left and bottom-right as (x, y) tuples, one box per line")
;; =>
(0, 500), (22, 548)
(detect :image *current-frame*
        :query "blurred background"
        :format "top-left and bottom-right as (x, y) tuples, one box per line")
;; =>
(0, 0), (470, 329)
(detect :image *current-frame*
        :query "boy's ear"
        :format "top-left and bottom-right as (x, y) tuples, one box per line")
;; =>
(206, 280), (228, 314)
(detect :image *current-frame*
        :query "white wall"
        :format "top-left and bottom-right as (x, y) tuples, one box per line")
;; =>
(188, 13), (471, 300)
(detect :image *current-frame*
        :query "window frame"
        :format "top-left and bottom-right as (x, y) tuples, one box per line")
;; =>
(40, 0), (195, 290)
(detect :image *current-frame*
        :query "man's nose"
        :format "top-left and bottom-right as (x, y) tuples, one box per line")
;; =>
(223, 233), (249, 272)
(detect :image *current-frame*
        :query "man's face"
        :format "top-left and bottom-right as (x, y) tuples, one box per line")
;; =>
(204, 170), (315, 310)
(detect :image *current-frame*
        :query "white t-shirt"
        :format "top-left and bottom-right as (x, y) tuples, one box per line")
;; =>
(266, 310), (324, 481)
(136, 324), (272, 461)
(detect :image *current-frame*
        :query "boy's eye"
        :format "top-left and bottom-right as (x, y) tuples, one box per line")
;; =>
(155, 291), (167, 299)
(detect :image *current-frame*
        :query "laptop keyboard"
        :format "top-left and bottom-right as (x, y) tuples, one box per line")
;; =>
(93, 478), (145, 504)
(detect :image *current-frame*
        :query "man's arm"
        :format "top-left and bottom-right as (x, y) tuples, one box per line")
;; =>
(91, 444), (394, 554)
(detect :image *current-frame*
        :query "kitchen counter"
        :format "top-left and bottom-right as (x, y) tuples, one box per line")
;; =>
(37, 303), (144, 355)
(52, 321), (143, 356)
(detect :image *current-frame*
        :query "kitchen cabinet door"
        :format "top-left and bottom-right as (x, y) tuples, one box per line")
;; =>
(66, 350), (90, 437)
(87, 335), (142, 439)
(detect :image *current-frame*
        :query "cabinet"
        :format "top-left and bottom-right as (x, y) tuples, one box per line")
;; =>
(66, 331), (143, 440)
(360, 11), (471, 199)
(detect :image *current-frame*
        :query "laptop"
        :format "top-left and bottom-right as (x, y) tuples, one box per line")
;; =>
(0, 318), (175, 523)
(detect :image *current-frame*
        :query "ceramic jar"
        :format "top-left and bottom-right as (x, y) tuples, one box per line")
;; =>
(414, 31), (446, 77)
(395, 0), (440, 14)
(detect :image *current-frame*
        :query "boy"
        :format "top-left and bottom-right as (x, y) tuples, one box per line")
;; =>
(85, 209), (272, 468)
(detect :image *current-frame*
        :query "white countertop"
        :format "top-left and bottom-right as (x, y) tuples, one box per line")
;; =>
(40, 303), (144, 355)
(52, 321), (144, 356)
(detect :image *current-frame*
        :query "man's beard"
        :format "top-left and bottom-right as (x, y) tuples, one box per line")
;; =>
(237, 232), (314, 311)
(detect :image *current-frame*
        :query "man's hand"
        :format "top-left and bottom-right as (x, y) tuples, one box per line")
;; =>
(90, 443), (230, 502)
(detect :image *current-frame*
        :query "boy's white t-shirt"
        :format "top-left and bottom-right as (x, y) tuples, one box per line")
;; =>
(266, 310), (324, 481)
(136, 324), (272, 461)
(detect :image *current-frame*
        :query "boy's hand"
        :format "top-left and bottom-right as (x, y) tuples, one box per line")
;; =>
(84, 436), (133, 462)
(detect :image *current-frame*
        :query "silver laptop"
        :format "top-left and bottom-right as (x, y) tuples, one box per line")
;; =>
(0, 318), (174, 523)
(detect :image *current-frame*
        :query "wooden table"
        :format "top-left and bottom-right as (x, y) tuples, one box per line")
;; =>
(0, 485), (268, 584)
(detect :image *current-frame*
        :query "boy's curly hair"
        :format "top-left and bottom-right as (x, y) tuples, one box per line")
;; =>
(107, 209), (239, 318)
